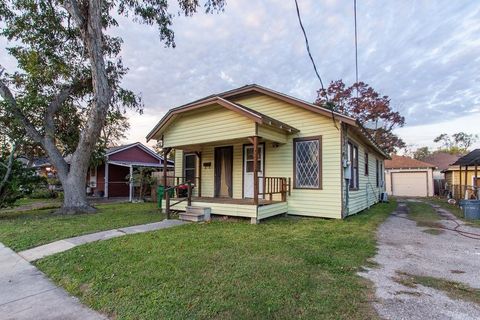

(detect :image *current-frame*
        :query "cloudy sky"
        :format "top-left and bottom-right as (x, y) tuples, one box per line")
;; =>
(2, 0), (480, 150)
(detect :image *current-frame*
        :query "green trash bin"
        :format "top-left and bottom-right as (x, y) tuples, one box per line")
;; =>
(157, 185), (174, 210)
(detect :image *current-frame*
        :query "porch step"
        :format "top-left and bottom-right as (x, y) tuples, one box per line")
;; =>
(179, 206), (211, 222)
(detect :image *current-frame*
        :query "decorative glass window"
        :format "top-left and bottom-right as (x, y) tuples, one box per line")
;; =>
(184, 154), (196, 183)
(365, 152), (369, 176)
(294, 137), (321, 189)
(348, 141), (359, 189)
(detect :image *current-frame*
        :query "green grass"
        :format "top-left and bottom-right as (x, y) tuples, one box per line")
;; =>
(36, 200), (396, 320)
(395, 272), (480, 306)
(406, 201), (443, 229)
(0, 202), (165, 251)
(13, 197), (60, 207)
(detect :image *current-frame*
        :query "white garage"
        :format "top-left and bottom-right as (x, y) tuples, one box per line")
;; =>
(385, 155), (436, 197)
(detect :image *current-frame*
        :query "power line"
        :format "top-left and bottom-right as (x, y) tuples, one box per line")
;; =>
(354, 0), (359, 85)
(294, 0), (325, 91)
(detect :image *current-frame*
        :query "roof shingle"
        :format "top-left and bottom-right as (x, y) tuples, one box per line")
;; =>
(385, 155), (436, 169)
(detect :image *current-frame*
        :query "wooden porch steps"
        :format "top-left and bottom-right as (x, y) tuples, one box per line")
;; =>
(179, 206), (211, 222)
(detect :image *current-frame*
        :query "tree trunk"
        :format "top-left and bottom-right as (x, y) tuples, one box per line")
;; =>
(57, 170), (96, 214)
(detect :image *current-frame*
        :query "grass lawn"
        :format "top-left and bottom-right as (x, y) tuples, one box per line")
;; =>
(37, 200), (396, 320)
(13, 197), (61, 207)
(0, 202), (165, 251)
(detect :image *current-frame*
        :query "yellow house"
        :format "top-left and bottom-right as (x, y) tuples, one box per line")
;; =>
(146, 84), (388, 223)
(443, 149), (480, 199)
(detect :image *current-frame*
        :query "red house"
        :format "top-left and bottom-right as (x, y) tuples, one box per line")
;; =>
(87, 142), (173, 200)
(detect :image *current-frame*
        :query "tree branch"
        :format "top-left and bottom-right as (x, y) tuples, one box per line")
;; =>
(0, 75), (43, 143)
(62, 0), (85, 30)
(44, 77), (90, 138)
(0, 72), (69, 180)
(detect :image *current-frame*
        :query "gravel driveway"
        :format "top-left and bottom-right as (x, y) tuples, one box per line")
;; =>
(360, 199), (480, 320)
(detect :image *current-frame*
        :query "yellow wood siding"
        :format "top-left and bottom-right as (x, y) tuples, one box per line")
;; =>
(163, 105), (256, 148)
(234, 94), (343, 219)
(257, 202), (288, 220)
(257, 125), (288, 144)
(345, 131), (385, 215)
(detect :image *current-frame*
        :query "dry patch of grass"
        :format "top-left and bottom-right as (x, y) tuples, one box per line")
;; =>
(422, 228), (445, 235)
(405, 201), (444, 231)
(394, 272), (480, 306)
(427, 198), (480, 227)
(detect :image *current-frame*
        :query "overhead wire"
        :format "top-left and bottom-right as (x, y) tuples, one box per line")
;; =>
(293, 0), (338, 129)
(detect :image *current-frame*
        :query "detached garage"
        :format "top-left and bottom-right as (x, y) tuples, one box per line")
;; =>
(385, 155), (436, 197)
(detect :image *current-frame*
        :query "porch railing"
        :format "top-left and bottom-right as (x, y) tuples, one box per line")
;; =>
(259, 177), (291, 202)
(159, 176), (201, 197)
(164, 181), (193, 219)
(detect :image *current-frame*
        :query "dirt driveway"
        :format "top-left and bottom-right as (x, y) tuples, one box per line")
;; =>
(360, 199), (480, 320)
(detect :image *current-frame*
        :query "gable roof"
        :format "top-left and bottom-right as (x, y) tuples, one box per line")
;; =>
(422, 152), (461, 171)
(106, 142), (173, 165)
(146, 84), (388, 158)
(452, 149), (480, 166)
(385, 155), (436, 169)
(146, 84), (356, 141)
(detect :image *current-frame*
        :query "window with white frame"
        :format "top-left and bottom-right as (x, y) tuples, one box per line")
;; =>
(294, 137), (322, 189)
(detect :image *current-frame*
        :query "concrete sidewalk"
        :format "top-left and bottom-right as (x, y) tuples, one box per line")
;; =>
(0, 243), (106, 320)
(19, 219), (186, 262)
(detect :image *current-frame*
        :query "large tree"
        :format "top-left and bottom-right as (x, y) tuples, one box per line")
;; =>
(315, 80), (406, 153)
(0, 0), (225, 214)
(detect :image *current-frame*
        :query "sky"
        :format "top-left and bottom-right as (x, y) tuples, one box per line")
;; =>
(2, 0), (480, 151)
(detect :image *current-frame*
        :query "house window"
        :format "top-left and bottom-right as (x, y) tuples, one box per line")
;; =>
(348, 141), (359, 189)
(376, 159), (380, 187)
(184, 154), (197, 184)
(364, 152), (369, 176)
(294, 137), (322, 189)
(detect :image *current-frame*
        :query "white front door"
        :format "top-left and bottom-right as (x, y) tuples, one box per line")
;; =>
(243, 145), (264, 198)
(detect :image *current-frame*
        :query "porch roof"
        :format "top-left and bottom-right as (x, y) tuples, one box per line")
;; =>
(108, 160), (173, 168)
(147, 96), (299, 142)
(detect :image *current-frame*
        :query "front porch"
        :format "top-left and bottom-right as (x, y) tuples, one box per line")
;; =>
(161, 196), (288, 223)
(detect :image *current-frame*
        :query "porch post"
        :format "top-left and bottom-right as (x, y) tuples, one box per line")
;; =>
(163, 147), (171, 200)
(129, 165), (133, 202)
(465, 165), (468, 199)
(459, 165), (462, 199)
(196, 151), (202, 197)
(104, 161), (109, 198)
(253, 136), (259, 206)
(475, 164), (478, 198)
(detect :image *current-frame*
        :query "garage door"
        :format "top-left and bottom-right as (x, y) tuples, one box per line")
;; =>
(391, 172), (428, 197)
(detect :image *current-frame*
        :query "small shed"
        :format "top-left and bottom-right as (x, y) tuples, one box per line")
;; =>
(385, 155), (436, 197)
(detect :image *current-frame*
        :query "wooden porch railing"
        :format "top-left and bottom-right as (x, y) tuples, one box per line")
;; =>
(259, 177), (291, 202)
(160, 176), (201, 196)
(164, 181), (193, 219)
